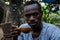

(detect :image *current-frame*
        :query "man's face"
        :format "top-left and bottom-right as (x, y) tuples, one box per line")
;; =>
(24, 4), (42, 26)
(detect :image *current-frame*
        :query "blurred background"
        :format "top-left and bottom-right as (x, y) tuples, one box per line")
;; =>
(0, 0), (59, 26)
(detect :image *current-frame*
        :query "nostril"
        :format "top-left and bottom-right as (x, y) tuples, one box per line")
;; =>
(30, 16), (34, 19)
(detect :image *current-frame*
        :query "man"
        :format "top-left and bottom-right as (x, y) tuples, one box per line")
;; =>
(12, 1), (60, 40)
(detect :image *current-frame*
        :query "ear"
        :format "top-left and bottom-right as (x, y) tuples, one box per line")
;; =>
(41, 11), (43, 16)
(24, 16), (28, 21)
(24, 16), (26, 19)
(39, 11), (43, 17)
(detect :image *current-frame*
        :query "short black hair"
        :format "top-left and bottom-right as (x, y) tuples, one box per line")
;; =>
(24, 1), (42, 11)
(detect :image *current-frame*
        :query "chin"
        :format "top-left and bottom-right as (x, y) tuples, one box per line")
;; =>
(29, 24), (37, 27)
(31, 23), (36, 25)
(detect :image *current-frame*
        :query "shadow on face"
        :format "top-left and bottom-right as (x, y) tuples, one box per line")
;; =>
(24, 4), (43, 26)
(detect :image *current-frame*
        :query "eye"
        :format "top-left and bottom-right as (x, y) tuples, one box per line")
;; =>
(24, 12), (39, 18)
(25, 14), (31, 18)
(32, 12), (39, 16)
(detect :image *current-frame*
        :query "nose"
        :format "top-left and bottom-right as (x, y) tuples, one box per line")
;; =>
(29, 16), (35, 20)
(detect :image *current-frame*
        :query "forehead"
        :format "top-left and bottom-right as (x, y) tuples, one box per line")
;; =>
(24, 4), (39, 13)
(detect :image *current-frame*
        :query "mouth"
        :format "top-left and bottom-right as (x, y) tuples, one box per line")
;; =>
(27, 20), (38, 25)
(29, 22), (37, 25)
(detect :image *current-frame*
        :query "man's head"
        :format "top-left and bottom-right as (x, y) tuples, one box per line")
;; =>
(23, 1), (43, 29)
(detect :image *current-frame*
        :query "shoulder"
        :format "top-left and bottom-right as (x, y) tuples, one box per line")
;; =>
(42, 22), (59, 30)
(42, 22), (60, 32)
(42, 22), (60, 39)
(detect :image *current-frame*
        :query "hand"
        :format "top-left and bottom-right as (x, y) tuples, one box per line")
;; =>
(10, 24), (20, 37)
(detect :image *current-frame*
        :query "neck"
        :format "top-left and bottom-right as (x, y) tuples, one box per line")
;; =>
(31, 22), (42, 32)
(32, 26), (42, 32)
(32, 25), (42, 38)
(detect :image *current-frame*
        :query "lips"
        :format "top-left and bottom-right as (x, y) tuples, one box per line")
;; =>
(28, 20), (38, 25)
(29, 22), (37, 25)
(30, 22), (36, 24)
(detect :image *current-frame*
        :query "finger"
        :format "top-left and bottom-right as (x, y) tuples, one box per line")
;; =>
(10, 29), (18, 32)
(10, 27), (18, 31)
(10, 31), (20, 37)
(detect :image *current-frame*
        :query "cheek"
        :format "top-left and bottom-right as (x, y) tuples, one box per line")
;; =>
(36, 15), (41, 19)
(36, 14), (42, 20)
(24, 17), (29, 21)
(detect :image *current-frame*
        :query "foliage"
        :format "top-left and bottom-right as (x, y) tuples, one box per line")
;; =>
(41, 3), (60, 25)
(4, 0), (10, 2)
